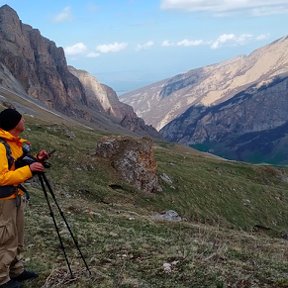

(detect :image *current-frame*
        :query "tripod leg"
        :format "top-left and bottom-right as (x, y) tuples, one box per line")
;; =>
(41, 173), (91, 275)
(38, 174), (74, 278)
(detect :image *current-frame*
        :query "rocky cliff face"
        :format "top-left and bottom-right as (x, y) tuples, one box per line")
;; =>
(121, 36), (288, 130)
(0, 5), (160, 138)
(161, 74), (288, 164)
(0, 5), (87, 114)
(68, 66), (160, 138)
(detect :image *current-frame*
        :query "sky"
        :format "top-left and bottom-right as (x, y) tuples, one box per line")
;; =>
(1, 0), (288, 95)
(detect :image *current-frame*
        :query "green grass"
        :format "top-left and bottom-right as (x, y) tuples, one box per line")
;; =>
(16, 116), (288, 287)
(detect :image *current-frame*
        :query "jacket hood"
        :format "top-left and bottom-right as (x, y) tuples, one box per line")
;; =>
(0, 129), (27, 144)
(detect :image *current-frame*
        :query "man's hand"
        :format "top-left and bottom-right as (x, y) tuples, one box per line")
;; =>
(36, 150), (49, 161)
(29, 162), (45, 172)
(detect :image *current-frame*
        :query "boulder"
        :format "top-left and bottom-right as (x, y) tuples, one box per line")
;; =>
(95, 136), (162, 193)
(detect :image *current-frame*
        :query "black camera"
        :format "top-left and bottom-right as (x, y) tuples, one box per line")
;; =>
(15, 149), (55, 169)
(16, 155), (52, 169)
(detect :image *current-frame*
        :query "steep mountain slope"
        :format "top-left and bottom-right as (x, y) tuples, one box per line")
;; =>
(161, 74), (288, 164)
(14, 113), (288, 287)
(0, 4), (159, 138)
(121, 36), (288, 130)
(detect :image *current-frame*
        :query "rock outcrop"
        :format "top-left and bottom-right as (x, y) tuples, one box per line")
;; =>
(94, 136), (162, 193)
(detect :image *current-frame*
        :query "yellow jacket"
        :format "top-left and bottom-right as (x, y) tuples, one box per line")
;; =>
(0, 129), (33, 200)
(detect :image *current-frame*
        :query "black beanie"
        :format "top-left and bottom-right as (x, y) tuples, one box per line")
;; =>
(0, 108), (22, 131)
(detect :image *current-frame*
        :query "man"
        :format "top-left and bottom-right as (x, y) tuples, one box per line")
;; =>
(0, 108), (48, 288)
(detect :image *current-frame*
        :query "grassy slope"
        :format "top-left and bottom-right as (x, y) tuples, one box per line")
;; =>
(19, 116), (288, 288)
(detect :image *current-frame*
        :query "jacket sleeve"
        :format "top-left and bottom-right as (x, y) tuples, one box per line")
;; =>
(0, 143), (33, 186)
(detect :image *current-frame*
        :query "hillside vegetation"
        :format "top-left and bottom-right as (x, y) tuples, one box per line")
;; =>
(16, 115), (288, 288)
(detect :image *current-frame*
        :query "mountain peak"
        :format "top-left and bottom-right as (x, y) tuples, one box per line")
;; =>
(0, 4), (18, 16)
(0, 4), (21, 37)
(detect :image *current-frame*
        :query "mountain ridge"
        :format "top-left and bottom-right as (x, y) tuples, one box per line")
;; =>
(121, 36), (288, 131)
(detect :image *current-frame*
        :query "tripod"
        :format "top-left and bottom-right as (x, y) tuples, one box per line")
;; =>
(38, 172), (91, 278)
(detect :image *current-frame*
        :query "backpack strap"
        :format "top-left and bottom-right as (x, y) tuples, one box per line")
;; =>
(0, 138), (14, 169)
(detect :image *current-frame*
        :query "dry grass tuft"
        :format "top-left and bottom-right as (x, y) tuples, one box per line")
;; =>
(41, 267), (102, 288)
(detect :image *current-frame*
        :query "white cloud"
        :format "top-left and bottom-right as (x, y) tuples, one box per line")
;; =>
(64, 33), (269, 59)
(53, 6), (72, 23)
(96, 42), (128, 53)
(177, 39), (204, 46)
(160, 0), (288, 16)
(64, 43), (87, 56)
(161, 39), (204, 47)
(162, 33), (269, 50)
(211, 33), (253, 49)
(136, 41), (154, 51)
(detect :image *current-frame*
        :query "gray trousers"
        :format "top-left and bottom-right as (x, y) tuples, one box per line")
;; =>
(0, 198), (25, 285)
